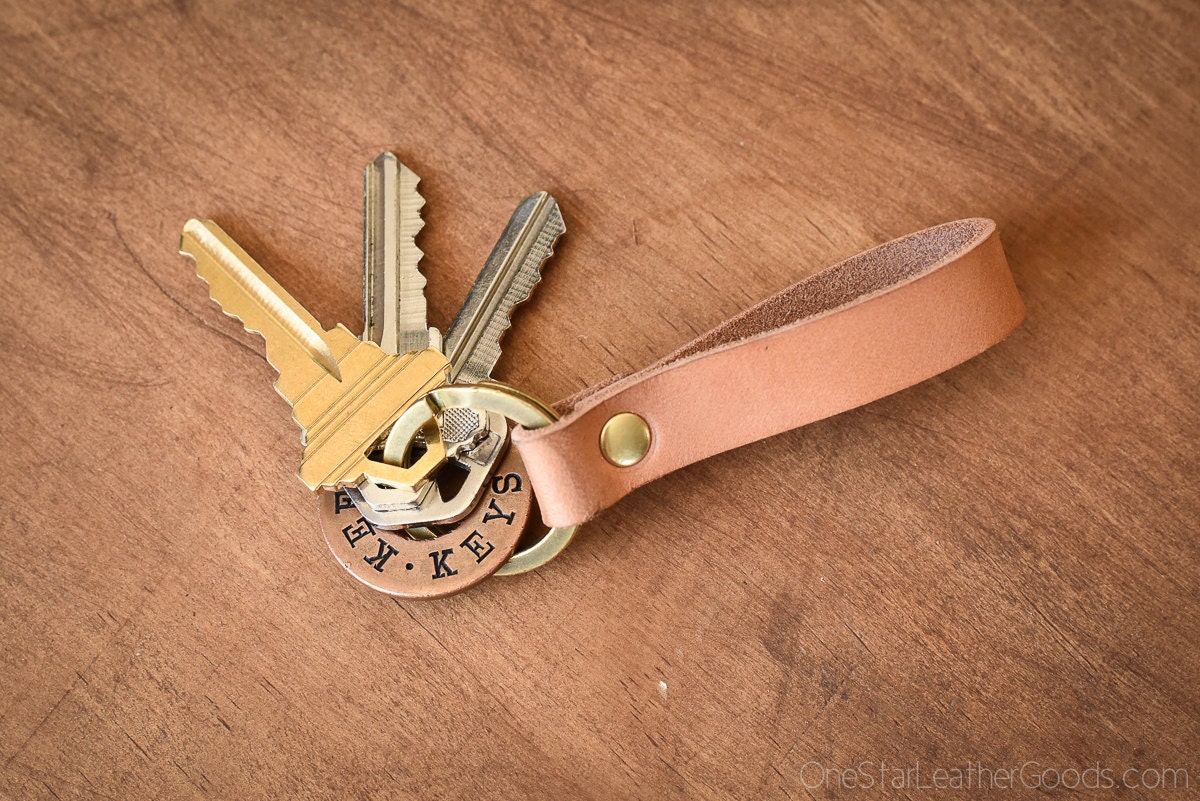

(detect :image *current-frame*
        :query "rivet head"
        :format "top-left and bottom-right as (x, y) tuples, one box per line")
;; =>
(600, 412), (652, 467)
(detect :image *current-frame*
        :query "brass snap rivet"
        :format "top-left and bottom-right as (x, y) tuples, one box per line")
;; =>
(600, 412), (652, 467)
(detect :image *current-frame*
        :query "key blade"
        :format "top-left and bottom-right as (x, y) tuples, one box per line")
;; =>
(363, 153), (429, 354)
(181, 219), (343, 387)
(180, 218), (452, 493)
(444, 192), (564, 383)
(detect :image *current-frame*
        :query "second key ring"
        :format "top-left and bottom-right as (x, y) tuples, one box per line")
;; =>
(384, 381), (580, 575)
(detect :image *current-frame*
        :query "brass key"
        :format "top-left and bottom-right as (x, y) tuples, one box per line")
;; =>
(180, 219), (450, 491)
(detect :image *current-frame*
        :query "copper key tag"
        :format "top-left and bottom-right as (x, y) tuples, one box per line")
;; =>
(320, 446), (533, 599)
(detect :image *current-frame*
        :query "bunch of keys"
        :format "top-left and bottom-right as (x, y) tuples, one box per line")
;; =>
(181, 152), (1024, 600)
(180, 153), (577, 599)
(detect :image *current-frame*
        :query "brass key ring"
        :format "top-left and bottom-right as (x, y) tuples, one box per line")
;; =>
(383, 381), (579, 574)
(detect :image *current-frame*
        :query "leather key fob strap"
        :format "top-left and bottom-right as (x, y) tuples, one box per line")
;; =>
(511, 218), (1025, 527)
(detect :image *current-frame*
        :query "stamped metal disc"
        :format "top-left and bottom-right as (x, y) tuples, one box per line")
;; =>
(320, 446), (533, 599)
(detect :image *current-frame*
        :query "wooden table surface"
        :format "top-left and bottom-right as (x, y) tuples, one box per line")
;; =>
(2, 2), (1197, 798)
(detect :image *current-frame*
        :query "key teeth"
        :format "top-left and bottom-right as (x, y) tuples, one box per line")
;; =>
(443, 192), (565, 383)
(395, 160), (426, 250)
(397, 163), (430, 351)
(490, 197), (564, 343)
(192, 266), (345, 391)
(184, 251), (317, 445)
(181, 219), (344, 382)
(365, 154), (431, 354)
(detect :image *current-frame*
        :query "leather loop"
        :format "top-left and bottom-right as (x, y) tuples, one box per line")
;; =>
(511, 219), (1025, 527)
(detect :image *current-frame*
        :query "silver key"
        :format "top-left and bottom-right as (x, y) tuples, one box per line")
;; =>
(444, 191), (565, 383)
(363, 152), (438, 354)
(350, 186), (565, 528)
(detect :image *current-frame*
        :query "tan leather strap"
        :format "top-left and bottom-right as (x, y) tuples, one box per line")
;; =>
(511, 218), (1025, 527)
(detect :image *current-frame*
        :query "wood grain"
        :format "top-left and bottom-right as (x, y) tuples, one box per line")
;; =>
(1, 1), (1197, 798)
